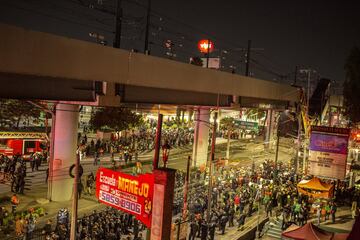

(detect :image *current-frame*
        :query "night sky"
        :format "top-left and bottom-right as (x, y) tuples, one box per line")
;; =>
(1, 0), (359, 89)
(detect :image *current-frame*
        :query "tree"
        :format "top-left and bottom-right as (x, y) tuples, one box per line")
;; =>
(190, 57), (203, 66)
(0, 99), (42, 129)
(343, 46), (360, 124)
(220, 117), (236, 159)
(244, 108), (266, 122)
(89, 107), (143, 132)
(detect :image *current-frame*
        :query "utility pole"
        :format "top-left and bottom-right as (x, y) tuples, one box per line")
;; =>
(70, 153), (80, 240)
(113, 0), (122, 48)
(206, 39), (211, 68)
(307, 70), (311, 117)
(153, 114), (163, 170)
(144, 0), (151, 55)
(182, 156), (191, 220)
(274, 127), (280, 178)
(207, 112), (218, 223)
(245, 40), (251, 76)
(295, 104), (302, 175)
(294, 66), (298, 85)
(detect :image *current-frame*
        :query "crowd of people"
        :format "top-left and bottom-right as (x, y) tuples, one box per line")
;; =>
(37, 208), (144, 240)
(181, 160), (358, 239)
(0, 152), (48, 195)
(76, 126), (193, 166)
(1, 122), (359, 239)
(0, 158), (358, 239)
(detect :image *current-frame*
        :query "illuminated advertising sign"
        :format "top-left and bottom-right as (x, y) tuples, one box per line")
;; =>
(198, 39), (214, 53)
(95, 168), (154, 227)
(308, 126), (350, 179)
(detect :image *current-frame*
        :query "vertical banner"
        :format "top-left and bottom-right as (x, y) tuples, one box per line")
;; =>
(308, 126), (350, 180)
(151, 168), (176, 240)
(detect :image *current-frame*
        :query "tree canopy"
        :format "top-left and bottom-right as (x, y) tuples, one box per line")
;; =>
(343, 46), (360, 124)
(89, 107), (143, 132)
(220, 117), (236, 131)
(0, 99), (42, 129)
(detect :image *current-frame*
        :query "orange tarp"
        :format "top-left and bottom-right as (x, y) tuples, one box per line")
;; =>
(297, 177), (333, 191)
(297, 177), (334, 199)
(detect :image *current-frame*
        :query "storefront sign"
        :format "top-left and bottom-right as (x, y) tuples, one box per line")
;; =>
(308, 126), (350, 180)
(95, 168), (154, 227)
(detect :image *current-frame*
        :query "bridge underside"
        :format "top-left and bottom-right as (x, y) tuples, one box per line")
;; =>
(0, 23), (299, 108)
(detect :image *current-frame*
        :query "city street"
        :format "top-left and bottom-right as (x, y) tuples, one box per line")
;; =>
(0, 138), (293, 197)
(0, 137), (297, 239)
(1, 2), (359, 239)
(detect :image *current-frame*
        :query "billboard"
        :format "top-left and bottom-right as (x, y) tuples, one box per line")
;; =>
(308, 126), (350, 179)
(200, 57), (220, 69)
(95, 168), (154, 227)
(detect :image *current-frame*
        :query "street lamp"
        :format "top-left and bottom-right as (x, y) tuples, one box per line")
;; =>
(162, 142), (171, 167)
(198, 39), (214, 68)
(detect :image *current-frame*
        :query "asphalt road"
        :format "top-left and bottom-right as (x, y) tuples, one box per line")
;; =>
(0, 138), (293, 196)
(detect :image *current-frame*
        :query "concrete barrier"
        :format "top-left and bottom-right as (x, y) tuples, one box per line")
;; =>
(234, 217), (269, 240)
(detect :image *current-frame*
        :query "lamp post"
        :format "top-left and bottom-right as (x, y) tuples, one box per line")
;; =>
(198, 39), (214, 68)
(162, 142), (171, 168)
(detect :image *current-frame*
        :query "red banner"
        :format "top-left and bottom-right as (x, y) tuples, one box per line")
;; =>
(95, 168), (154, 228)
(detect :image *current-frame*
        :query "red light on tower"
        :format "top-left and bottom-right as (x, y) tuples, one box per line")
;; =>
(198, 39), (214, 53)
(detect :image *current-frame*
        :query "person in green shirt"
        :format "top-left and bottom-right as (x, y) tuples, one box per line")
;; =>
(325, 203), (331, 221)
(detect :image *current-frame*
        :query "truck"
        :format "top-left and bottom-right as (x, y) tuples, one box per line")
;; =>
(0, 131), (48, 160)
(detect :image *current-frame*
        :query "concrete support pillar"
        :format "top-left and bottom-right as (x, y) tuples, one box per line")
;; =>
(192, 109), (210, 167)
(51, 104), (79, 201)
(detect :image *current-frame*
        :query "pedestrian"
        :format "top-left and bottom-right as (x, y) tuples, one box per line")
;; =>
(133, 219), (139, 239)
(316, 206), (321, 226)
(30, 154), (36, 172)
(78, 180), (84, 199)
(331, 202), (337, 223)
(208, 222), (216, 240)
(15, 216), (24, 237)
(228, 206), (235, 227)
(11, 193), (19, 215)
(93, 151), (99, 166)
(200, 222), (208, 240)
(18, 173), (25, 194)
(188, 220), (198, 240)
(266, 200), (273, 217)
(220, 214), (228, 234)
(86, 172), (94, 195)
(35, 153), (42, 170)
(11, 173), (18, 193)
(25, 218), (36, 240)
(43, 219), (53, 236)
(237, 212), (246, 230)
(351, 200), (357, 219)
(325, 203), (331, 221)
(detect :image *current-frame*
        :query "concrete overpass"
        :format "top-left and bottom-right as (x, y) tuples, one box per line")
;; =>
(0, 23), (298, 108)
(0, 23), (299, 201)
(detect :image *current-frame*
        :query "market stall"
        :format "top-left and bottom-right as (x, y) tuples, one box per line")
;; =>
(282, 223), (332, 240)
(297, 177), (334, 199)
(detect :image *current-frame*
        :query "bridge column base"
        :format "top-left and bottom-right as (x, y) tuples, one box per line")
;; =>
(192, 108), (210, 168)
(50, 104), (79, 202)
